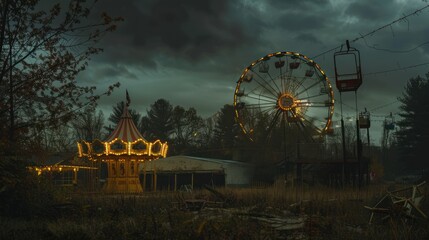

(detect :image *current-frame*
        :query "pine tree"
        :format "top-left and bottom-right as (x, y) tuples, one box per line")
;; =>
(144, 99), (174, 141)
(396, 73), (429, 171)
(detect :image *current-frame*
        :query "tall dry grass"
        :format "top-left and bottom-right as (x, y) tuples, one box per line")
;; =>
(0, 183), (427, 239)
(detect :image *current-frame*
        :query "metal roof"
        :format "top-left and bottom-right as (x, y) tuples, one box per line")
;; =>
(156, 155), (252, 167)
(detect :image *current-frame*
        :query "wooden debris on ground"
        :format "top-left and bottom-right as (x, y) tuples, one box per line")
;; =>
(365, 181), (427, 224)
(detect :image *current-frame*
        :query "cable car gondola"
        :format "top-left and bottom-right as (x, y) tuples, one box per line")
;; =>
(359, 111), (370, 129)
(334, 40), (362, 92)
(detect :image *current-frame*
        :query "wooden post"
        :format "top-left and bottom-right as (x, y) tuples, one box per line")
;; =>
(143, 162), (146, 193)
(191, 173), (194, 190)
(174, 173), (177, 191)
(73, 168), (78, 185)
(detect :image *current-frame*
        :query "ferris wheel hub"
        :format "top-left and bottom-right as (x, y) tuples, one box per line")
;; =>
(278, 93), (296, 111)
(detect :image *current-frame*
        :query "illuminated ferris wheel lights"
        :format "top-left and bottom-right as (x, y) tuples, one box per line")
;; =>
(236, 89), (245, 97)
(243, 73), (253, 82)
(259, 62), (269, 73)
(306, 61), (315, 67)
(325, 100), (334, 106)
(234, 51), (334, 141)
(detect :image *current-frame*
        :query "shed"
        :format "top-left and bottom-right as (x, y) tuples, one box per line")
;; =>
(139, 156), (253, 191)
(27, 153), (98, 189)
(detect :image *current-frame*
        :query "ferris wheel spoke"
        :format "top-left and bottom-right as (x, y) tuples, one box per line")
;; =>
(251, 69), (281, 96)
(266, 72), (282, 93)
(244, 82), (278, 100)
(290, 76), (309, 94)
(265, 109), (282, 140)
(239, 100), (276, 107)
(288, 77), (307, 95)
(241, 106), (275, 115)
(260, 106), (277, 116)
(247, 71), (279, 97)
(244, 92), (278, 102)
(275, 65), (287, 94)
(241, 80), (276, 96)
(243, 102), (276, 109)
(296, 112), (323, 133)
(295, 81), (320, 97)
(278, 72), (289, 94)
(284, 71), (295, 93)
(289, 111), (309, 137)
(297, 93), (327, 101)
(296, 101), (333, 108)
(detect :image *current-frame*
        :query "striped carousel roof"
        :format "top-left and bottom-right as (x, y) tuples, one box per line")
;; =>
(105, 106), (145, 143)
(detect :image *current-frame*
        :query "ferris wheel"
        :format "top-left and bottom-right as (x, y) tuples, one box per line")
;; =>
(233, 51), (335, 141)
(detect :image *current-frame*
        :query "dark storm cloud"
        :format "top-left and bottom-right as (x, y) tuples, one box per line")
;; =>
(345, 0), (398, 22)
(294, 33), (323, 45)
(94, 0), (265, 69)
(263, 0), (334, 32)
(265, 0), (330, 9)
(78, 64), (137, 84)
(276, 12), (328, 31)
(96, 65), (138, 80)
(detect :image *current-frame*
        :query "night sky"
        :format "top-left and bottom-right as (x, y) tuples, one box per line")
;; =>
(77, 0), (429, 144)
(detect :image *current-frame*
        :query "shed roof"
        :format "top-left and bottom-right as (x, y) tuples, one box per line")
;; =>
(142, 155), (252, 172)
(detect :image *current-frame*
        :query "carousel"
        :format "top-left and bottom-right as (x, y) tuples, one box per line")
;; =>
(77, 95), (168, 193)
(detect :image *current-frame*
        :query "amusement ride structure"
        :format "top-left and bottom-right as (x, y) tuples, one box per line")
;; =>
(77, 94), (168, 193)
(233, 51), (335, 180)
(233, 51), (335, 141)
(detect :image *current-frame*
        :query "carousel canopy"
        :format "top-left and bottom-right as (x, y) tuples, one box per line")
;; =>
(105, 105), (145, 143)
(77, 93), (168, 160)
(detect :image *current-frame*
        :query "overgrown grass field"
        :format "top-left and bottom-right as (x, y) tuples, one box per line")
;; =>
(1, 183), (428, 239)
